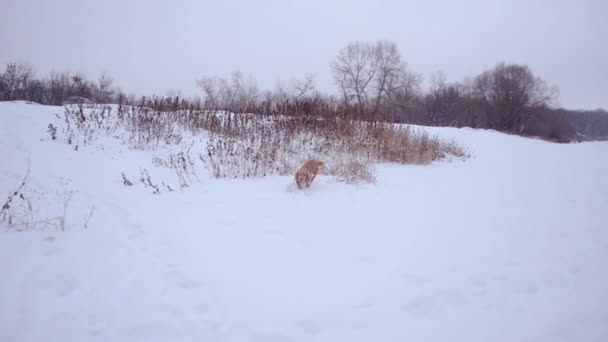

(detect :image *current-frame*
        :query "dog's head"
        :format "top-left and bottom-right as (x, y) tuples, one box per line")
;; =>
(296, 172), (308, 182)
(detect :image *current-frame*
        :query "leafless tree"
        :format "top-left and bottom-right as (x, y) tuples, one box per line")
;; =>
(71, 73), (94, 99)
(269, 74), (317, 105)
(25, 79), (46, 104)
(425, 72), (466, 125)
(0, 63), (36, 101)
(371, 41), (403, 114)
(331, 41), (378, 111)
(291, 74), (316, 100)
(473, 62), (558, 132)
(331, 40), (420, 117)
(382, 66), (421, 116)
(45, 71), (73, 105)
(93, 72), (116, 103)
(197, 70), (259, 112)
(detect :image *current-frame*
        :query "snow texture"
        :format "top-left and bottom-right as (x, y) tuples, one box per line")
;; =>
(1, 102), (607, 342)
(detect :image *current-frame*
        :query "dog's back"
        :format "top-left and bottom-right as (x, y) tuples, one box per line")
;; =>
(301, 159), (323, 174)
(295, 159), (323, 189)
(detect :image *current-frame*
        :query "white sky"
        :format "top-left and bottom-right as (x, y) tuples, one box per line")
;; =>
(1, 0), (606, 109)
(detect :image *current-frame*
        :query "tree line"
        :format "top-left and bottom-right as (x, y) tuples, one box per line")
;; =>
(1, 40), (607, 142)
(0, 63), (128, 106)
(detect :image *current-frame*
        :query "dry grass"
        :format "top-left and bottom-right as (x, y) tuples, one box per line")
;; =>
(53, 99), (469, 187)
(1, 165), (74, 232)
(327, 158), (376, 184)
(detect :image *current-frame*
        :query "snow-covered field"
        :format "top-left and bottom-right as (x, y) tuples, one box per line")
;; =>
(1, 101), (607, 342)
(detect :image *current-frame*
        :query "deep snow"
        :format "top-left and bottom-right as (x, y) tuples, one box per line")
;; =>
(1, 101), (607, 342)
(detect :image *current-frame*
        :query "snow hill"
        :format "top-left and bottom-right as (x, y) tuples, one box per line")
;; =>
(1, 101), (607, 342)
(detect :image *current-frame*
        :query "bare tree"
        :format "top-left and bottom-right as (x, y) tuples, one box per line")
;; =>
(331, 40), (420, 118)
(269, 74), (317, 105)
(93, 72), (116, 103)
(425, 72), (448, 125)
(425, 72), (467, 125)
(25, 79), (46, 104)
(473, 62), (558, 132)
(0, 62), (125, 105)
(331, 41), (378, 111)
(45, 71), (73, 105)
(197, 76), (219, 108)
(71, 73), (93, 99)
(0, 63), (36, 101)
(270, 79), (289, 105)
(197, 70), (259, 112)
(371, 41), (403, 114)
(291, 74), (316, 100)
(383, 66), (421, 116)
(18, 64), (36, 100)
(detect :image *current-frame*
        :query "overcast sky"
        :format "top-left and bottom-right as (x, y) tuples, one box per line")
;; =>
(1, 0), (606, 109)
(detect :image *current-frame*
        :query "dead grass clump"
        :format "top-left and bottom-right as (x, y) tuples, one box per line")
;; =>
(364, 124), (467, 164)
(50, 97), (469, 188)
(198, 131), (282, 179)
(1, 165), (74, 232)
(328, 159), (376, 185)
(152, 148), (200, 190)
(441, 139), (470, 159)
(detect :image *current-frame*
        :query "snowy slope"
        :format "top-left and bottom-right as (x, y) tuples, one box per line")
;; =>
(1, 101), (607, 342)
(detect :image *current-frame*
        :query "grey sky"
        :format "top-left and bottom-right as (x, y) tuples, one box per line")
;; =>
(1, 0), (606, 109)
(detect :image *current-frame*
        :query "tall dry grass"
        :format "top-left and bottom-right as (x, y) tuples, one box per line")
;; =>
(54, 97), (468, 187)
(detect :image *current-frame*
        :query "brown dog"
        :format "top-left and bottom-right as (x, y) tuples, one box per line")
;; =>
(295, 159), (324, 189)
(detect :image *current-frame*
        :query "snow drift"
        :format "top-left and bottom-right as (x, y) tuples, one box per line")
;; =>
(1, 101), (607, 342)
